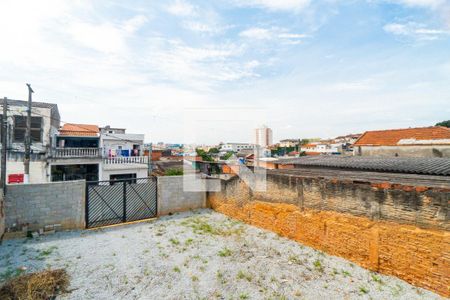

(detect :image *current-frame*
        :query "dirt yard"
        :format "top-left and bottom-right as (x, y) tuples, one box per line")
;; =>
(0, 209), (443, 299)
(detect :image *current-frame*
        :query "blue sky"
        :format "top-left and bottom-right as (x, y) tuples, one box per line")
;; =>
(0, 0), (449, 143)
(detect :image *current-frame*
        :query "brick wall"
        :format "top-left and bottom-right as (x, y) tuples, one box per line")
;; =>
(5, 180), (85, 231)
(208, 175), (450, 297)
(157, 176), (207, 215)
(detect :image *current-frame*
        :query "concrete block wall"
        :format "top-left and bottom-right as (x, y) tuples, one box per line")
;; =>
(157, 176), (207, 215)
(5, 180), (85, 231)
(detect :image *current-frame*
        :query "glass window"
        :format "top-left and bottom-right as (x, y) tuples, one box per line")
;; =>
(14, 116), (42, 142)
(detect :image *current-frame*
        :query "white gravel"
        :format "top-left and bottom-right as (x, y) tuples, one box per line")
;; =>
(0, 209), (444, 300)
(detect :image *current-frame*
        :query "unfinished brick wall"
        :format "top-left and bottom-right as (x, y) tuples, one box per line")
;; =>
(208, 175), (450, 297)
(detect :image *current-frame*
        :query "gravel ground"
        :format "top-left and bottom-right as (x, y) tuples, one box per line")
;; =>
(0, 209), (444, 300)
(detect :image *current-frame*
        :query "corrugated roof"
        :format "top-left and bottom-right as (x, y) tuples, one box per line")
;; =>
(276, 156), (450, 176)
(354, 126), (450, 146)
(59, 123), (99, 137)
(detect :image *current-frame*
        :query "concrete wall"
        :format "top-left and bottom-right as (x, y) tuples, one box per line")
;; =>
(4, 180), (85, 232)
(157, 176), (207, 215)
(355, 145), (450, 158)
(100, 166), (148, 181)
(208, 175), (450, 297)
(5, 161), (48, 183)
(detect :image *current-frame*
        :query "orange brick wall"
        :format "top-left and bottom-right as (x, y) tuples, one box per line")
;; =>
(208, 176), (450, 297)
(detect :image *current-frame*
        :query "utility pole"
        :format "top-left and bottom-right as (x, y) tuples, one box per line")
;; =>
(1, 97), (8, 191)
(147, 143), (152, 176)
(24, 83), (34, 183)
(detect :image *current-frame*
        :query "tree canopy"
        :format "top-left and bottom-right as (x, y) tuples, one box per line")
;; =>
(435, 120), (450, 128)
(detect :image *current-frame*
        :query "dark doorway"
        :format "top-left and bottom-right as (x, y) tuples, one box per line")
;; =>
(109, 173), (137, 184)
(51, 164), (99, 181)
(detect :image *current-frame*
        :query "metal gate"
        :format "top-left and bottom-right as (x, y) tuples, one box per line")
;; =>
(86, 177), (157, 228)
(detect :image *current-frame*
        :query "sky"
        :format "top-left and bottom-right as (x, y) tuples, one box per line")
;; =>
(0, 0), (449, 144)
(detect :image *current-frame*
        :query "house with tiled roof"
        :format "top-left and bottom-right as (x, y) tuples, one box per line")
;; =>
(353, 126), (450, 158)
(49, 123), (148, 182)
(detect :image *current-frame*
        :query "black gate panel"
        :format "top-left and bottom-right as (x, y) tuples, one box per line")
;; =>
(86, 177), (157, 228)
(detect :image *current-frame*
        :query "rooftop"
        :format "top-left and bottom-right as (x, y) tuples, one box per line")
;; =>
(276, 156), (450, 176)
(59, 123), (99, 137)
(354, 126), (450, 146)
(0, 98), (58, 110)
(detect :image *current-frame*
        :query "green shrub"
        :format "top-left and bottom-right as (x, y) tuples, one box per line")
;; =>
(165, 168), (183, 176)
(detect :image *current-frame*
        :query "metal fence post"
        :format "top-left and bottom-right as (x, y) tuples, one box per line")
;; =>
(85, 182), (89, 228)
(123, 181), (127, 222)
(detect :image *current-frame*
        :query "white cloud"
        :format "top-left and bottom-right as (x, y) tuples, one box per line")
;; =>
(68, 22), (128, 54)
(240, 28), (272, 39)
(182, 21), (232, 35)
(143, 39), (257, 89)
(239, 27), (308, 44)
(389, 0), (450, 29)
(123, 15), (149, 33)
(383, 22), (450, 40)
(390, 0), (445, 8)
(167, 0), (197, 17)
(233, 0), (311, 11)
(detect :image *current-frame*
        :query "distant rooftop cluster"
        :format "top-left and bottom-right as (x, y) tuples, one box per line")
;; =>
(276, 156), (450, 176)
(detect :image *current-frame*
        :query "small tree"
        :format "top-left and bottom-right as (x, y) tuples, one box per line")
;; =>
(208, 147), (220, 154)
(222, 152), (233, 160)
(196, 149), (213, 162)
(436, 120), (450, 128)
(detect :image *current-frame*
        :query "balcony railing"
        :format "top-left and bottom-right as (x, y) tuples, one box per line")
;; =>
(103, 156), (148, 164)
(51, 147), (101, 158)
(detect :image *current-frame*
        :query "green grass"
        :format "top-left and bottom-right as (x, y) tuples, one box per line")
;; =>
(173, 266), (181, 273)
(359, 286), (369, 295)
(371, 273), (384, 285)
(236, 270), (253, 282)
(169, 238), (180, 245)
(239, 293), (249, 299)
(218, 247), (232, 257)
(288, 255), (303, 265)
(180, 217), (244, 236)
(313, 259), (324, 272)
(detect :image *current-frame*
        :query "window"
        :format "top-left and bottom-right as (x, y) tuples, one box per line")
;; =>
(14, 116), (42, 142)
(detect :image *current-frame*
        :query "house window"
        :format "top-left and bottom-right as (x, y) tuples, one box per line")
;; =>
(14, 116), (42, 142)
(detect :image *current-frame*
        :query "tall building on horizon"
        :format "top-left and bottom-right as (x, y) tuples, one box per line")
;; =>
(255, 125), (273, 148)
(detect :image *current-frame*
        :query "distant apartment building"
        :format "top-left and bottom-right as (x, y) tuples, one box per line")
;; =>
(220, 143), (254, 152)
(279, 139), (300, 148)
(300, 143), (342, 155)
(335, 134), (361, 144)
(255, 125), (273, 148)
(353, 126), (450, 158)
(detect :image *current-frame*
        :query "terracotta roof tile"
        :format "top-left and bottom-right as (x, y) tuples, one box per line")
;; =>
(59, 123), (99, 137)
(354, 126), (450, 146)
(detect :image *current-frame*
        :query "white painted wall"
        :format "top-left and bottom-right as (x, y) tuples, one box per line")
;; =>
(100, 165), (148, 180)
(6, 161), (48, 184)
